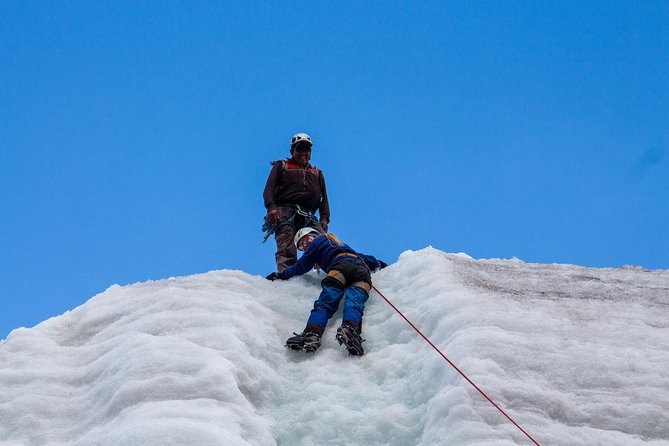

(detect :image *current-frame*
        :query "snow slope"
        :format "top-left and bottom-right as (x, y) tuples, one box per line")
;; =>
(1, 248), (668, 446)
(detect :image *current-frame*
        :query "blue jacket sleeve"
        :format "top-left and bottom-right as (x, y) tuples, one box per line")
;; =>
(282, 245), (319, 279)
(357, 253), (381, 271)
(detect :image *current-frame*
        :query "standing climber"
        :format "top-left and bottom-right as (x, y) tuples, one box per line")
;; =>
(267, 228), (387, 356)
(263, 133), (330, 273)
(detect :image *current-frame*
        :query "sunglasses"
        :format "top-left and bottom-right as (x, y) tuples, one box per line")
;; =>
(298, 235), (315, 251)
(293, 143), (312, 153)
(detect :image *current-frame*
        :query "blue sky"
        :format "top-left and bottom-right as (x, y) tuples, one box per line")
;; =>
(1, 1), (667, 339)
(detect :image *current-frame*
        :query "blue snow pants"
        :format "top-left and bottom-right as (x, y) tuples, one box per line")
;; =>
(305, 257), (372, 335)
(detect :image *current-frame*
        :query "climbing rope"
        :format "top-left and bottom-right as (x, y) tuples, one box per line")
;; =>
(372, 285), (542, 446)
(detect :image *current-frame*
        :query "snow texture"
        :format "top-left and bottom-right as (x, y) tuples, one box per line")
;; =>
(1, 248), (668, 445)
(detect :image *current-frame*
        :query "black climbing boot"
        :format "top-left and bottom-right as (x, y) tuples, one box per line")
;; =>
(336, 321), (364, 356)
(286, 329), (322, 353)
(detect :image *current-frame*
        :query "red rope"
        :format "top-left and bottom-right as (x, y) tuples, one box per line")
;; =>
(372, 285), (542, 446)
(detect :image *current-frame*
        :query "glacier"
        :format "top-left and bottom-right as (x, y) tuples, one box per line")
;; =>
(1, 247), (668, 445)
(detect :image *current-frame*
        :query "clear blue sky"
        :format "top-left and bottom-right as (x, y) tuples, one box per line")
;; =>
(1, 1), (667, 339)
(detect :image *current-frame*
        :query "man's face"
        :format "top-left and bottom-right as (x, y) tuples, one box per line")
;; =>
(298, 234), (315, 252)
(291, 143), (312, 165)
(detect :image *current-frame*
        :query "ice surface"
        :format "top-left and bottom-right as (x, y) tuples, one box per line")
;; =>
(1, 248), (668, 445)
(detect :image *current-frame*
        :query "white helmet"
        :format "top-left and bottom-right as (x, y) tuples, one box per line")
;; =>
(291, 132), (312, 148)
(294, 227), (320, 249)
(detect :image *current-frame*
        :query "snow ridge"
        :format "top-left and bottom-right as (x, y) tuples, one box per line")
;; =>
(1, 248), (668, 445)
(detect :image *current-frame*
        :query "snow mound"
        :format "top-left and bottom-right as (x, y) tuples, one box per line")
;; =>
(1, 248), (668, 445)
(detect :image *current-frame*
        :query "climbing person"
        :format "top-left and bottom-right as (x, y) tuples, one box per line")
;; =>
(262, 132), (330, 273)
(267, 227), (388, 356)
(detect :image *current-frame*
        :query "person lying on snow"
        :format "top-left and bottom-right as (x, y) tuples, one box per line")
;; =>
(267, 227), (387, 356)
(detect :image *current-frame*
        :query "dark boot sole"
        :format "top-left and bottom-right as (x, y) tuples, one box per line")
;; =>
(286, 338), (321, 353)
(336, 327), (364, 356)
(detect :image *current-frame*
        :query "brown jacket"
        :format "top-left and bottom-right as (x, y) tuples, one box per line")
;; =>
(263, 158), (330, 221)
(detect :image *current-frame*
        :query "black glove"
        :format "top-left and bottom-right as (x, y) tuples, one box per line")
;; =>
(266, 272), (286, 281)
(379, 260), (388, 269)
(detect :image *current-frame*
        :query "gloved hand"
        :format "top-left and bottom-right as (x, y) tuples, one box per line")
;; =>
(267, 208), (279, 224)
(266, 272), (286, 281)
(379, 260), (388, 269)
(320, 219), (329, 232)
